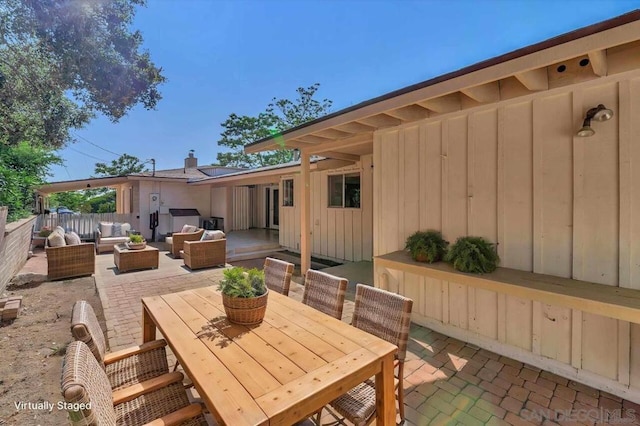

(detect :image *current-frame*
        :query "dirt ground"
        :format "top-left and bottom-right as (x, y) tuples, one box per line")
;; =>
(0, 277), (104, 426)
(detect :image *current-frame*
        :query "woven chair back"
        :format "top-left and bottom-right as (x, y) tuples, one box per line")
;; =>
(302, 269), (348, 320)
(61, 341), (117, 425)
(264, 257), (294, 296)
(352, 284), (413, 361)
(71, 301), (107, 365)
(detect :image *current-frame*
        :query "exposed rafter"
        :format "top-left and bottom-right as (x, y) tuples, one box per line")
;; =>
(305, 133), (373, 155)
(461, 82), (501, 103)
(333, 122), (376, 133)
(515, 68), (549, 91)
(295, 135), (332, 144)
(385, 104), (431, 121)
(418, 93), (461, 114)
(588, 50), (608, 76)
(356, 114), (402, 128)
(312, 128), (353, 139)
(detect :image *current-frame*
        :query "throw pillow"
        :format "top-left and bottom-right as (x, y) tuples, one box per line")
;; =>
(121, 223), (131, 235)
(99, 222), (113, 238)
(55, 226), (65, 234)
(47, 230), (66, 247)
(181, 224), (197, 234)
(201, 230), (225, 241)
(112, 222), (122, 237)
(64, 231), (81, 246)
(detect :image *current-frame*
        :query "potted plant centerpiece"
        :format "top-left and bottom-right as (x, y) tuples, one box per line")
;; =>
(405, 230), (449, 263)
(219, 267), (268, 325)
(127, 234), (146, 250)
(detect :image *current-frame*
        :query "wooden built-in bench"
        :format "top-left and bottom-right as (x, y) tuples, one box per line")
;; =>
(375, 250), (640, 324)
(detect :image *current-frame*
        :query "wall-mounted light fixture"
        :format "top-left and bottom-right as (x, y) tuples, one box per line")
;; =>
(576, 104), (614, 137)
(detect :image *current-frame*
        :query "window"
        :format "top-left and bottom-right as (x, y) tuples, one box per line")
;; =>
(328, 173), (361, 208)
(282, 179), (294, 206)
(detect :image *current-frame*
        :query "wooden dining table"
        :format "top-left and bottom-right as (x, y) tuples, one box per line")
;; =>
(141, 286), (398, 426)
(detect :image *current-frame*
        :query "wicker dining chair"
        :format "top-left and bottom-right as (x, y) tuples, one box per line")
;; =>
(70, 300), (169, 391)
(302, 269), (348, 320)
(263, 257), (295, 296)
(61, 341), (206, 426)
(327, 284), (413, 426)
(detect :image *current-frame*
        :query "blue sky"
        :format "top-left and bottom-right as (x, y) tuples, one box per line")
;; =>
(49, 0), (640, 182)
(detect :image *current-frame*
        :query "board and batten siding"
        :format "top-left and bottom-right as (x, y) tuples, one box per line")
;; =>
(374, 72), (640, 402)
(280, 155), (373, 262)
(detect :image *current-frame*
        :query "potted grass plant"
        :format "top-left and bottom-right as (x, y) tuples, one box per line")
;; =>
(444, 236), (499, 274)
(219, 267), (268, 325)
(127, 234), (146, 250)
(405, 230), (449, 263)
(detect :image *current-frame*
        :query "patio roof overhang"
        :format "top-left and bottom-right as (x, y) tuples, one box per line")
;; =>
(188, 158), (353, 188)
(244, 10), (640, 157)
(36, 176), (130, 195)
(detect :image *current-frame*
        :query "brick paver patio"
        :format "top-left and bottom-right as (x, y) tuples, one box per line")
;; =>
(93, 247), (640, 426)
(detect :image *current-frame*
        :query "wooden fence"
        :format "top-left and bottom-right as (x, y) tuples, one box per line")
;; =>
(35, 213), (137, 240)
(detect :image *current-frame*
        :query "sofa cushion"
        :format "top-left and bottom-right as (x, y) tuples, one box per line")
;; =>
(100, 236), (129, 244)
(64, 231), (82, 246)
(47, 230), (66, 247)
(165, 236), (173, 245)
(201, 230), (225, 241)
(181, 224), (198, 234)
(99, 222), (113, 237)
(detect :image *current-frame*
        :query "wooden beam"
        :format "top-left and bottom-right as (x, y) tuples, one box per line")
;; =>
(417, 93), (461, 113)
(333, 122), (376, 133)
(385, 104), (431, 121)
(515, 68), (549, 91)
(296, 135), (332, 144)
(314, 159), (353, 171)
(300, 151), (311, 274)
(588, 49), (608, 76)
(317, 151), (360, 162)
(306, 133), (373, 155)
(356, 114), (402, 128)
(461, 82), (501, 103)
(313, 128), (353, 139)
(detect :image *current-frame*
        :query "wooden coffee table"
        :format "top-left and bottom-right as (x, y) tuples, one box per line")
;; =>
(114, 244), (159, 272)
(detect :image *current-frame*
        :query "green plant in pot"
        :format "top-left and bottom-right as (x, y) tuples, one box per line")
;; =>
(219, 267), (268, 325)
(405, 230), (449, 263)
(444, 236), (499, 274)
(129, 234), (144, 244)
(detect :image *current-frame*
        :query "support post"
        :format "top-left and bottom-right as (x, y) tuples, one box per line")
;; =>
(300, 150), (311, 274)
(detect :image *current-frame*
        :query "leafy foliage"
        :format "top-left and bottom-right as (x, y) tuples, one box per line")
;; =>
(405, 230), (449, 263)
(218, 267), (267, 298)
(94, 154), (147, 177)
(444, 236), (500, 274)
(216, 83), (332, 168)
(129, 234), (144, 244)
(0, 0), (165, 149)
(0, 142), (61, 221)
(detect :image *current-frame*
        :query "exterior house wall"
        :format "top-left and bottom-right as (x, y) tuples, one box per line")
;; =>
(280, 154), (373, 261)
(210, 186), (229, 232)
(373, 71), (640, 401)
(138, 181), (211, 239)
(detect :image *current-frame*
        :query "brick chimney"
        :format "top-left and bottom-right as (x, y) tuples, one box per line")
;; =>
(184, 150), (197, 168)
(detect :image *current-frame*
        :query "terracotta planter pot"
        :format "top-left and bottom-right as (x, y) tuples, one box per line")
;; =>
(222, 289), (269, 325)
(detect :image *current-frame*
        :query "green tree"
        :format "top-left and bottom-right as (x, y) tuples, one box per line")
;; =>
(94, 154), (147, 177)
(216, 83), (332, 168)
(0, 0), (166, 150)
(0, 142), (61, 221)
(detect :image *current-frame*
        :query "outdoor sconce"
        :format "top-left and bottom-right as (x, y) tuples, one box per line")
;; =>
(576, 104), (614, 137)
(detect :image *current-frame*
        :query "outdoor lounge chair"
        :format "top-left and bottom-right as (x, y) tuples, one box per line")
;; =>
(46, 243), (95, 281)
(183, 238), (226, 270)
(301, 269), (348, 320)
(61, 341), (206, 426)
(326, 284), (413, 425)
(166, 228), (204, 258)
(70, 300), (169, 391)
(263, 257), (294, 296)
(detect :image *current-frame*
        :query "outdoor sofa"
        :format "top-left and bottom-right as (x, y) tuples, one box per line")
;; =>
(183, 230), (226, 270)
(166, 226), (204, 258)
(45, 226), (95, 280)
(95, 222), (131, 254)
